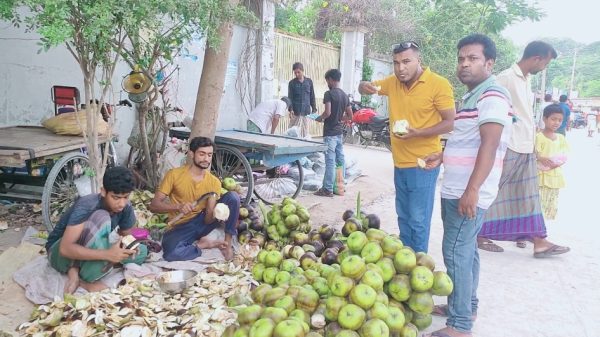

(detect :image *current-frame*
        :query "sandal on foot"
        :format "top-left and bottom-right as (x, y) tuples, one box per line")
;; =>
(314, 188), (333, 197)
(534, 244), (570, 258)
(516, 241), (527, 248)
(432, 304), (448, 317)
(428, 332), (454, 337)
(478, 239), (504, 252)
(431, 304), (477, 321)
(425, 329), (472, 337)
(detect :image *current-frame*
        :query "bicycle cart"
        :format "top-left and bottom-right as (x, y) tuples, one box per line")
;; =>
(0, 126), (115, 231)
(171, 129), (326, 205)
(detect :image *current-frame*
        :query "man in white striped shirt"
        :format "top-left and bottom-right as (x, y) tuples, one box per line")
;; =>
(424, 34), (513, 337)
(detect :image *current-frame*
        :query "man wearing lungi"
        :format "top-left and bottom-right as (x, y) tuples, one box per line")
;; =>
(149, 136), (240, 262)
(46, 166), (148, 294)
(477, 41), (570, 257)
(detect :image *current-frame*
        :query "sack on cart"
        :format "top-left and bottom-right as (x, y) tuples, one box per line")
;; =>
(42, 109), (109, 136)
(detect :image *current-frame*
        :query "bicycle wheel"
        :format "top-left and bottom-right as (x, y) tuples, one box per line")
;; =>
(42, 152), (92, 231)
(100, 141), (118, 167)
(211, 145), (254, 206)
(382, 126), (392, 152)
(342, 122), (353, 144)
(253, 160), (304, 205)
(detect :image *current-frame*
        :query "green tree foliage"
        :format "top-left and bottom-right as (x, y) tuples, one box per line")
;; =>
(537, 38), (600, 97)
(405, 0), (538, 95)
(275, 0), (540, 96)
(5, 0), (252, 189)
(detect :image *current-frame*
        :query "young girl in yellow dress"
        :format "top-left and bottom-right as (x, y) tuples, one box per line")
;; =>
(536, 104), (569, 220)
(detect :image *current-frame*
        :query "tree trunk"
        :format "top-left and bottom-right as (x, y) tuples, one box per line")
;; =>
(314, 5), (331, 41)
(190, 0), (240, 140)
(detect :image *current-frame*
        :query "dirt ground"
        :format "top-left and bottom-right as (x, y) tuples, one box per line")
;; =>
(1, 129), (599, 336)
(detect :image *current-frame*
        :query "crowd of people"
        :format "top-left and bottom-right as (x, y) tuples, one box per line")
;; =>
(358, 35), (571, 337)
(41, 31), (576, 337)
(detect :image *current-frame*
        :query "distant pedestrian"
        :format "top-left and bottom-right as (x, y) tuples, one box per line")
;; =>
(477, 40), (570, 257)
(586, 109), (598, 137)
(288, 62), (317, 138)
(247, 97), (292, 134)
(312, 69), (353, 197)
(537, 93), (554, 130)
(557, 94), (571, 136)
(536, 104), (569, 221)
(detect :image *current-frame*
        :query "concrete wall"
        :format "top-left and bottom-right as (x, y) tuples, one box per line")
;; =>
(366, 56), (392, 117)
(0, 22), (257, 163)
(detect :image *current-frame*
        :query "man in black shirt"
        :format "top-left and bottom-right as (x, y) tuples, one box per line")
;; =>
(313, 69), (352, 197)
(288, 62), (317, 137)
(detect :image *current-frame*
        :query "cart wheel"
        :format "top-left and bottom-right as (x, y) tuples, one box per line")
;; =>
(211, 145), (254, 206)
(253, 160), (304, 205)
(42, 152), (93, 231)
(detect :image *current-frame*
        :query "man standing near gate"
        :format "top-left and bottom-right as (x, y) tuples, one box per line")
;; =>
(358, 41), (455, 252)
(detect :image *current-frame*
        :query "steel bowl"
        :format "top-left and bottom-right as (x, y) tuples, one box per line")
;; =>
(157, 270), (198, 293)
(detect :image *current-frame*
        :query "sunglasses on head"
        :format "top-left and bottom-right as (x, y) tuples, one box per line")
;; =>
(393, 41), (420, 53)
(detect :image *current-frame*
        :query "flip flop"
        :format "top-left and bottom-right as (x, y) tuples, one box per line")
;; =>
(478, 240), (504, 252)
(432, 304), (448, 317)
(431, 304), (477, 321)
(424, 330), (473, 337)
(534, 244), (570, 258)
(427, 332), (453, 337)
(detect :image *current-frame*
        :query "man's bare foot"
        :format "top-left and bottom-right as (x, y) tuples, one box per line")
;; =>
(64, 267), (80, 294)
(195, 236), (227, 250)
(424, 327), (472, 337)
(221, 246), (234, 261)
(79, 280), (108, 292)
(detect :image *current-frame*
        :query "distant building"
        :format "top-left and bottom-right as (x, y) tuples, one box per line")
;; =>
(571, 97), (600, 113)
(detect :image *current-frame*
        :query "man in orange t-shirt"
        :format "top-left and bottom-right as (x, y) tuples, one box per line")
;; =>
(359, 41), (455, 252)
(150, 137), (240, 261)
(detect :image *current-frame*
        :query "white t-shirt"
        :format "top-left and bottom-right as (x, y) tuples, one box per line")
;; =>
(496, 64), (535, 154)
(248, 100), (288, 134)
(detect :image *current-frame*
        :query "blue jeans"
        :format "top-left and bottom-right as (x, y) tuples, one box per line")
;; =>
(162, 192), (240, 261)
(441, 198), (485, 333)
(394, 166), (439, 252)
(322, 135), (344, 192)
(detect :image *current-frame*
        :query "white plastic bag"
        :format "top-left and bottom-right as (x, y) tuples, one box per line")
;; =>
(158, 140), (188, 180)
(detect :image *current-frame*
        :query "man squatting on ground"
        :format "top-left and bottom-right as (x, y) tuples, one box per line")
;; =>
(150, 136), (240, 262)
(46, 166), (148, 294)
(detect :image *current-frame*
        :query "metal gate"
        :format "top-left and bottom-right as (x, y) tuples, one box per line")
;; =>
(273, 31), (340, 137)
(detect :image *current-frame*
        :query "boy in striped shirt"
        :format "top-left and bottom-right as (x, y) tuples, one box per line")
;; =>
(423, 34), (513, 337)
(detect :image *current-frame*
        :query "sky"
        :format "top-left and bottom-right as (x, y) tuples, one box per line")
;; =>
(502, 0), (598, 46)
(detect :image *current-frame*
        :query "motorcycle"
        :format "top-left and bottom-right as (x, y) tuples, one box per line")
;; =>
(343, 99), (392, 151)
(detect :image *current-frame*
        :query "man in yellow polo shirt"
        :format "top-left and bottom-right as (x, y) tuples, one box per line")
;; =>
(359, 41), (455, 252)
(149, 137), (240, 261)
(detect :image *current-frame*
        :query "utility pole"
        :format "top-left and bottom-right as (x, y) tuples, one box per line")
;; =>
(534, 68), (548, 125)
(568, 48), (578, 97)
